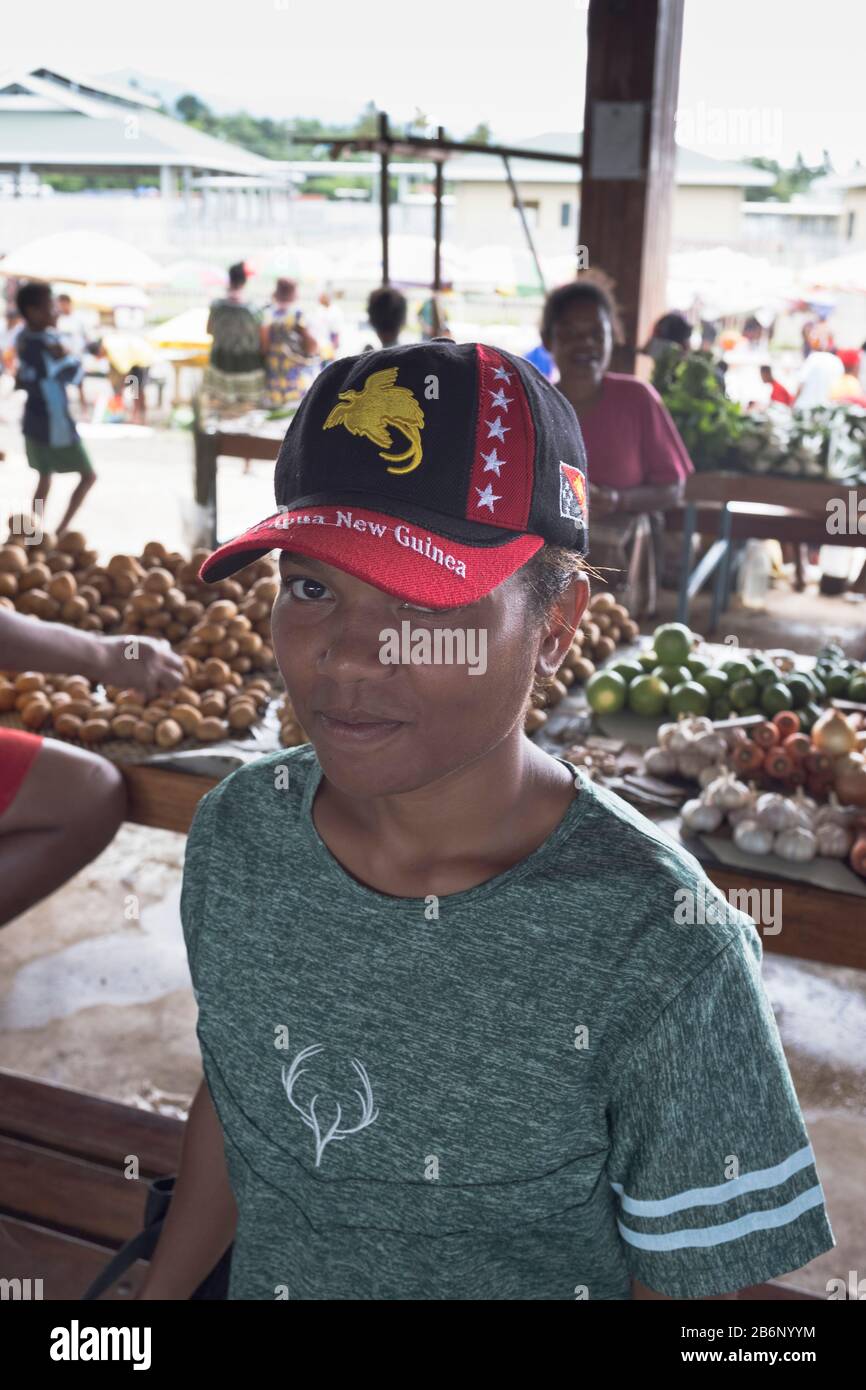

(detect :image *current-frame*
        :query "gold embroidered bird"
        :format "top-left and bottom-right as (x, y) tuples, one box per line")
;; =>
(322, 367), (425, 474)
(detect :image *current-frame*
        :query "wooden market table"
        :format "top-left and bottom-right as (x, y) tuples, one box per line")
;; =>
(120, 761), (866, 974)
(675, 472), (866, 628)
(194, 427), (282, 547)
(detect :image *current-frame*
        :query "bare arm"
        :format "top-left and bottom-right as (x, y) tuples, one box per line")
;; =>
(0, 610), (183, 697)
(137, 1077), (238, 1299)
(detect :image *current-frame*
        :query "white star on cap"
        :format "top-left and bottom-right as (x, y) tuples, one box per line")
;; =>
(488, 387), (512, 410)
(480, 446), (506, 475)
(492, 365), (513, 383)
(475, 482), (502, 512)
(486, 416), (510, 441)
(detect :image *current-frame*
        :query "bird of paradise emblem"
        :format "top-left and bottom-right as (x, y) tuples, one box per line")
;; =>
(322, 367), (425, 474)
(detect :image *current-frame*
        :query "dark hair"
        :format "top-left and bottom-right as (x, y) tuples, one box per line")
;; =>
(368, 286), (407, 337)
(228, 261), (247, 289)
(652, 311), (691, 349)
(540, 269), (624, 345)
(519, 545), (588, 708)
(275, 277), (296, 301)
(16, 280), (52, 318)
(759, 363), (772, 376)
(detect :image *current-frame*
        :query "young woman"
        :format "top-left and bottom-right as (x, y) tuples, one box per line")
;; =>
(202, 262), (265, 419)
(139, 341), (834, 1301)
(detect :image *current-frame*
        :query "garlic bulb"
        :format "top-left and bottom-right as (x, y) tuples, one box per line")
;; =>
(669, 722), (695, 754)
(814, 792), (856, 830)
(692, 732), (728, 763)
(774, 826), (817, 862)
(698, 762), (726, 789)
(677, 750), (710, 781)
(728, 789), (759, 826)
(790, 786), (818, 824)
(815, 822), (853, 858)
(644, 746), (677, 777)
(705, 770), (751, 811)
(733, 819), (774, 855)
(681, 797), (724, 833)
(657, 722), (679, 749)
(755, 792), (804, 832)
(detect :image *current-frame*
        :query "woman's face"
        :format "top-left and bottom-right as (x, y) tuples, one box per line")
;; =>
(545, 299), (613, 391)
(271, 550), (586, 799)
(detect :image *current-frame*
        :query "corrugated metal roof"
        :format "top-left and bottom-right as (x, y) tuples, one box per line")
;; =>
(446, 131), (775, 188)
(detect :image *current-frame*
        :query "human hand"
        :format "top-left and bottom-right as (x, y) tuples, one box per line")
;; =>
(95, 635), (185, 699)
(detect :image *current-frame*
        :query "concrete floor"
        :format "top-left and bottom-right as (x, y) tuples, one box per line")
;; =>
(1, 413), (864, 1296)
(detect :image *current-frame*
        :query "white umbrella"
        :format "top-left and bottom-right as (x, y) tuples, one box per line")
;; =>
(800, 249), (866, 294)
(54, 281), (151, 311)
(335, 235), (468, 288)
(0, 231), (165, 286)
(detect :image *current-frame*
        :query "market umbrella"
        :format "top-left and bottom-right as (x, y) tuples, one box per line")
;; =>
(54, 282), (151, 311)
(800, 249), (866, 294)
(334, 235), (467, 289)
(255, 245), (335, 284)
(147, 307), (211, 351)
(162, 259), (226, 293)
(0, 231), (165, 287)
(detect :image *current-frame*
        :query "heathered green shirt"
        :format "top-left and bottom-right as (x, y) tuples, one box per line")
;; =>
(180, 743), (835, 1300)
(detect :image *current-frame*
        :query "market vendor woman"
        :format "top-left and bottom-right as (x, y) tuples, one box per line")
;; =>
(542, 274), (693, 605)
(140, 341), (833, 1300)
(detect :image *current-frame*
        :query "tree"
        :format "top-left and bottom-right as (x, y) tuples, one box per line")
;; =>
(175, 93), (212, 126)
(465, 121), (492, 145)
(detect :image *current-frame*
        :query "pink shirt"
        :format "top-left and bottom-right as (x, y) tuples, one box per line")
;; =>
(572, 373), (693, 491)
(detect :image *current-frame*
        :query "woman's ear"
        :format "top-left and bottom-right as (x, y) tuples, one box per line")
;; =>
(535, 572), (589, 681)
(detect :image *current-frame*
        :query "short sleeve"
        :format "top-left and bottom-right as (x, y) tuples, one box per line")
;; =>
(605, 930), (835, 1297)
(640, 383), (694, 485)
(180, 786), (219, 989)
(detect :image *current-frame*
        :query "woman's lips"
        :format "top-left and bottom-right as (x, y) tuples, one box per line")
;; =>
(315, 711), (407, 744)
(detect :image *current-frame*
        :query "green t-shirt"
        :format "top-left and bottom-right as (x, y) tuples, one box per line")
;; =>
(181, 744), (835, 1300)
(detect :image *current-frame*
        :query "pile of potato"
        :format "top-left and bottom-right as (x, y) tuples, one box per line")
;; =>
(523, 592), (639, 735)
(277, 694), (309, 748)
(0, 527), (277, 655)
(0, 664), (273, 749)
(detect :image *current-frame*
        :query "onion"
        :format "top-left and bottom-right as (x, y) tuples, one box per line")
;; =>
(833, 753), (866, 808)
(812, 709), (858, 757)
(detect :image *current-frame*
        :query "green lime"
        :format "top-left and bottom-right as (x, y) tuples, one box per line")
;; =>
(698, 668), (729, 698)
(729, 677), (758, 711)
(653, 664), (692, 688)
(825, 668), (852, 696)
(740, 706), (763, 717)
(586, 669), (628, 715)
(848, 673), (866, 703)
(668, 681), (710, 717)
(786, 674), (812, 709)
(720, 658), (754, 683)
(627, 674), (671, 718)
(800, 701), (824, 732)
(637, 650), (659, 672)
(610, 659), (644, 685)
(711, 695), (732, 719)
(752, 664), (778, 688)
(652, 623), (693, 667)
(761, 682), (793, 715)
(809, 674), (827, 700)
(686, 654), (711, 677)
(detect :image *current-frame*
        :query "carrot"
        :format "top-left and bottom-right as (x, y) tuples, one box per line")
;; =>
(850, 831), (866, 878)
(783, 733), (812, 763)
(773, 711), (800, 740)
(765, 747), (795, 780)
(752, 721), (779, 749)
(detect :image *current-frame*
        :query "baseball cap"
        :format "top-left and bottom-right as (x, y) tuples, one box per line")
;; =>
(199, 339), (589, 609)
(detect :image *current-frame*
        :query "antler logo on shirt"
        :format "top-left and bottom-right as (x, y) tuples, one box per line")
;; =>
(281, 1045), (379, 1167)
(322, 367), (425, 474)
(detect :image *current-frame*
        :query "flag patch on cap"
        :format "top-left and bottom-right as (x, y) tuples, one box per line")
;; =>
(559, 460), (587, 527)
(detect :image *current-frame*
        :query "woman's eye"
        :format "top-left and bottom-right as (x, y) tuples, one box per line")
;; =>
(401, 601), (437, 613)
(282, 575), (331, 602)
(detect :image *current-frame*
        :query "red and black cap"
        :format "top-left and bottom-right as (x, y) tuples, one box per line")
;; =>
(199, 339), (588, 608)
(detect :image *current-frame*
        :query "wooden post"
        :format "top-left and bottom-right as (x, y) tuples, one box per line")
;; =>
(433, 127), (445, 292)
(379, 111), (390, 285)
(578, 0), (684, 375)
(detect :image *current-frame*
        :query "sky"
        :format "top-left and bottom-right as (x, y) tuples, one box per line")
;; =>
(7, 0), (866, 172)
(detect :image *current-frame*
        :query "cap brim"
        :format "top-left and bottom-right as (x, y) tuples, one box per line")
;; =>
(199, 504), (543, 609)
